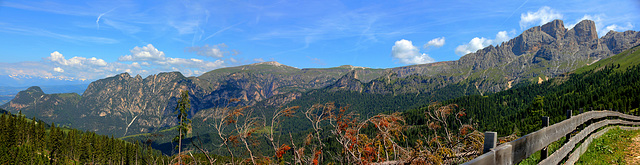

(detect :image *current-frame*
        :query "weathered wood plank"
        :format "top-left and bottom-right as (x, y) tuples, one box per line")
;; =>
(541, 120), (640, 164)
(463, 111), (640, 165)
(462, 151), (495, 165)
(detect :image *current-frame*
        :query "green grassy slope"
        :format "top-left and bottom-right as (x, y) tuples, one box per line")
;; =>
(575, 45), (640, 74)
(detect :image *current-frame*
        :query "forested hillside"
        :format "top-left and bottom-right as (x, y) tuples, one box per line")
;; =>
(124, 45), (640, 164)
(3, 19), (639, 140)
(0, 110), (167, 164)
(406, 45), (640, 136)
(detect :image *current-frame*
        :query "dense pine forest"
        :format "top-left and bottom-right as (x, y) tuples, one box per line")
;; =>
(0, 109), (168, 164)
(442, 59), (640, 136)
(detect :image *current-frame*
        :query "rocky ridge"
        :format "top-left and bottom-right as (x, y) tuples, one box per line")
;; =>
(2, 19), (639, 137)
(328, 20), (640, 94)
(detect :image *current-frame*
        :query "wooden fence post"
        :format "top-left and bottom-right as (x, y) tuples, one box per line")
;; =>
(541, 116), (549, 160)
(590, 107), (594, 125)
(483, 132), (497, 154)
(609, 108), (613, 120)
(579, 108), (584, 130)
(566, 110), (572, 142)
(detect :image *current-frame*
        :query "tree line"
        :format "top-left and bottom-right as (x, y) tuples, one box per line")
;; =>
(0, 110), (168, 164)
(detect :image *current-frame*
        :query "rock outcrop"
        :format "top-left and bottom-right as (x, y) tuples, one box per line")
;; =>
(2, 19), (639, 137)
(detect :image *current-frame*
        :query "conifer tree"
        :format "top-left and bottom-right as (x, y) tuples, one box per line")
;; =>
(174, 90), (192, 164)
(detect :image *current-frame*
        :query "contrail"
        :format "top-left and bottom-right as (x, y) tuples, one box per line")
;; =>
(500, 0), (529, 27)
(203, 22), (244, 41)
(96, 7), (118, 30)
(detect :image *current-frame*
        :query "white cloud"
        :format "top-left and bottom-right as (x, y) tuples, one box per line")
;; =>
(455, 37), (492, 56)
(48, 51), (66, 65)
(186, 44), (229, 58)
(567, 14), (603, 30)
(391, 39), (435, 64)
(46, 51), (108, 67)
(455, 30), (514, 56)
(604, 23), (634, 34)
(119, 44), (226, 74)
(31, 44), (229, 80)
(495, 31), (511, 43)
(6, 44), (233, 81)
(131, 62), (141, 68)
(424, 37), (445, 49)
(253, 58), (265, 62)
(566, 14), (634, 37)
(520, 6), (563, 30)
(53, 67), (64, 73)
(118, 44), (166, 61)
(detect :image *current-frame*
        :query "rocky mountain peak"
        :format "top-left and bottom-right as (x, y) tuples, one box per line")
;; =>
(9, 86), (45, 105)
(541, 19), (566, 39)
(252, 61), (284, 66)
(25, 86), (44, 93)
(509, 25), (555, 56)
(338, 65), (369, 70)
(156, 71), (185, 79)
(117, 72), (131, 78)
(328, 70), (363, 92)
(565, 19), (598, 44)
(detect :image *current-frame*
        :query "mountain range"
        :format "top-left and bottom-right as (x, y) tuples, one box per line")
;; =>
(2, 19), (639, 137)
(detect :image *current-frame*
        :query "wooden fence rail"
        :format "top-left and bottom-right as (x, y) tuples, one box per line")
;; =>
(463, 110), (640, 165)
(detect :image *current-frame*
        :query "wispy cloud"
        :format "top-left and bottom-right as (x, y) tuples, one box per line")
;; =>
(0, 23), (118, 44)
(185, 44), (232, 58)
(308, 56), (326, 65)
(96, 7), (118, 30)
(253, 58), (265, 62)
(251, 9), (404, 45)
(203, 22), (244, 42)
(2, 1), (96, 16)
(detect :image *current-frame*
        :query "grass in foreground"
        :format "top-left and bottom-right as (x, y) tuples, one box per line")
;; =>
(576, 127), (640, 165)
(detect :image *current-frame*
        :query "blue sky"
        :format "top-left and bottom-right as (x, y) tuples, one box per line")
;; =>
(0, 0), (638, 82)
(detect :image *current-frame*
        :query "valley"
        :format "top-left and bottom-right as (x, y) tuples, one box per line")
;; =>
(2, 19), (640, 164)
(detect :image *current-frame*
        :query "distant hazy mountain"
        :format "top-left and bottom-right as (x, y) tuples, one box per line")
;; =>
(0, 84), (88, 105)
(0, 74), (90, 87)
(2, 19), (639, 138)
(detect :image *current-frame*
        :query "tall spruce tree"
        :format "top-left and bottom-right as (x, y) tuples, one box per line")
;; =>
(174, 90), (191, 164)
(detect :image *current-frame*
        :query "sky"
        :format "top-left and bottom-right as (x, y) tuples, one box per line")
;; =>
(0, 0), (639, 83)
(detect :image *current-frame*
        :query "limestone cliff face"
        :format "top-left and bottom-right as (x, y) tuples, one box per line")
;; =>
(75, 72), (211, 135)
(328, 20), (640, 94)
(2, 19), (638, 137)
(1, 62), (385, 137)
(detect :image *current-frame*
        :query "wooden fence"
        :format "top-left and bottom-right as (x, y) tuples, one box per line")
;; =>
(463, 110), (640, 165)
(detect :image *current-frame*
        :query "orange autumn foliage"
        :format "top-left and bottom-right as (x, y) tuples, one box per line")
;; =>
(276, 144), (292, 159)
